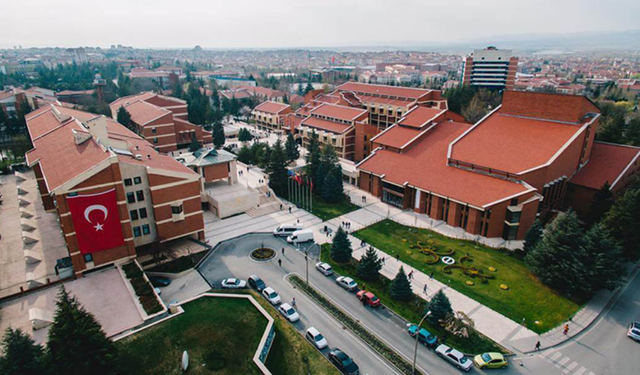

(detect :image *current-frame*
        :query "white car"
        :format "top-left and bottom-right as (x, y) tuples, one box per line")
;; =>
(628, 322), (640, 341)
(336, 276), (358, 291)
(262, 287), (282, 305)
(435, 344), (473, 372)
(221, 278), (246, 289)
(278, 303), (300, 322)
(316, 262), (333, 276)
(305, 327), (328, 349)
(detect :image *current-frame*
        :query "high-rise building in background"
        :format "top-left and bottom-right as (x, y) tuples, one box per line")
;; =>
(462, 47), (518, 90)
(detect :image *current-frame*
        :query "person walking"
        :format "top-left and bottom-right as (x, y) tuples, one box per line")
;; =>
(429, 271), (434, 280)
(289, 206), (292, 213)
(535, 341), (541, 351)
(282, 247), (285, 255)
(423, 284), (427, 294)
(563, 324), (569, 335)
(395, 254), (400, 261)
(382, 257), (386, 265)
(278, 259), (282, 267)
(408, 270), (414, 280)
(362, 283), (366, 291)
(292, 298), (296, 307)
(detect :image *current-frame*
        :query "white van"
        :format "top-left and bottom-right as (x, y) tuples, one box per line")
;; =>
(287, 229), (314, 244)
(273, 224), (304, 237)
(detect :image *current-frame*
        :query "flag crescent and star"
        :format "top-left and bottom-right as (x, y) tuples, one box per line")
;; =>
(67, 188), (125, 254)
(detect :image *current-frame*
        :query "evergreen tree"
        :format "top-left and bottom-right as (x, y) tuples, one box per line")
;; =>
(427, 290), (453, 325)
(356, 246), (383, 281)
(47, 286), (119, 375)
(238, 128), (253, 142)
(602, 187), (640, 257)
(390, 266), (413, 301)
(330, 227), (352, 263)
(171, 80), (183, 99)
(304, 82), (314, 94)
(525, 211), (588, 297)
(285, 132), (300, 163)
(267, 140), (288, 196)
(322, 166), (344, 203)
(305, 130), (321, 184)
(213, 122), (225, 149)
(258, 143), (271, 169)
(461, 95), (487, 124)
(0, 328), (46, 375)
(523, 219), (543, 253)
(237, 144), (253, 164)
(582, 223), (623, 293)
(625, 116), (640, 146)
(188, 133), (201, 152)
(116, 106), (133, 131)
(588, 182), (614, 225)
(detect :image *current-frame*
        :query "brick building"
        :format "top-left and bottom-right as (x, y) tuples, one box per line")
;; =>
(110, 92), (212, 152)
(24, 104), (206, 276)
(357, 91), (638, 241)
(462, 47), (518, 90)
(251, 101), (292, 132)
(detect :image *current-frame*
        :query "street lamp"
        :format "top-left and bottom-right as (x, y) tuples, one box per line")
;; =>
(412, 310), (431, 375)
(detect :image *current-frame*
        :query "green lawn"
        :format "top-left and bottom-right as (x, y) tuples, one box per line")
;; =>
(353, 220), (582, 333)
(320, 245), (503, 354)
(310, 195), (359, 221)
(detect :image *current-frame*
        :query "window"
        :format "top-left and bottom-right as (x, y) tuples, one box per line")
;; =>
(124, 178), (133, 186)
(130, 209), (139, 221)
(139, 207), (148, 219)
(136, 190), (144, 202)
(510, 198), (518, 206)
(133, 226), (142, 237)
(151, 127), (157, 134)
(83, 253), (93, 263)
(126, 192), (135, 204)
(142, 224), (150, 235)
(134, 176), (142, 185)
(153, 137), (158, 144)
(68, 192), (78, 197)
(172, 204), (184, 214)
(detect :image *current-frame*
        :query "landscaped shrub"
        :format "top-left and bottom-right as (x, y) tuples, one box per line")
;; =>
(122, 262), (163, 315)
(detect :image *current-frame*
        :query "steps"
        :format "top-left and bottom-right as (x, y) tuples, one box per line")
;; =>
(245, 201), (282, 218)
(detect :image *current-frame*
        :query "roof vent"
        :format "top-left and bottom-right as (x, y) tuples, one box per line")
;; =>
(135, 154), (142, 160)
(147, 154), (151, 159)
(135, 145), (139, 150)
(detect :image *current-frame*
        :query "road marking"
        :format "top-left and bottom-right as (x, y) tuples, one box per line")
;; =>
(588, 372), (596, 375)
(563, 361), (578, 373)
(550, 352), (563, 361)
(573, 367), (587, 375)
(555, 356), (570, 369)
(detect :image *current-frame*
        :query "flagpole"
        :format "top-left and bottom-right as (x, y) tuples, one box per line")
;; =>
(310, 178), (313, 213)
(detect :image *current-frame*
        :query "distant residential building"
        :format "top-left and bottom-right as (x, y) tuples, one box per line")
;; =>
(128, 68), (176, 89)
(251, 101), (292, 132)
(56, 89), (95, 104)
(462, 47), (518, 90)
(0, 88), (26, 117)
(237, 85), (285, 102)
(618, 79), (640, 94)
(213, 77), (256, 88)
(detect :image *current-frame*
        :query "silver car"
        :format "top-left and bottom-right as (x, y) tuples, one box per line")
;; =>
(221, 278), (246, 289)
(628, 321), (640, 341)
(336, 276), (358, 291)
(435, 344), (473, 372)
(316, 262), (333, 276)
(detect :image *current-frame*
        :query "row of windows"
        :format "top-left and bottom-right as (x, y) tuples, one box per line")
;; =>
(133, 224), (151, 237)
(126, 190), (145, 203)
(124, 176), (142, 186)
(130, 207), (148, 221)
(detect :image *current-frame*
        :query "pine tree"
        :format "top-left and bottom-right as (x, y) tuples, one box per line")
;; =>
(285, 132), (300, 163)
(305, 130), (321, 184)
(582, 223), (623, 294)
(625, 116), (640, 146)
(189, 133), (201, 152)
(0, 328), (46, 375)
(47, 286), (119, 375)
(523, 219), (543, 253)
(331, 227), (352, 263)
(588, 182), (613, 225)
(304, 82), (314, 94)
(237, 144), (253, 164)
(267, 140), (288, 196)
(602, 187), (640, 257)
(213, 122), (225, 149)
(356, 246), (383, 281)
(322, 166), (344, 203)
(172, 80), (183, 99)
(427, 290), (453, 325)
(258, 143), (271, 169)
(390, 266), (413, 301)
(238, 128), (253, 142)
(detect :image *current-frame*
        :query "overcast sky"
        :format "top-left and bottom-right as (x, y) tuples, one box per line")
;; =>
(1, 0), (639, 49)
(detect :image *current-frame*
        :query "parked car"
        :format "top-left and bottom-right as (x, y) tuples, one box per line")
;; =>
(336, 276), (358, 291)
(305, 327), (328, 349)
(278, 303), (300, 322)
(287, 229), (314, 244)
(273, 224), (304, 237)
(473, 352), (508, 369)
(407, 324), (438, 348)
(628, 321), (640, 341)
(356, 290), (381, 307)
(262, 287), (282, 305)
(436, 344), (473, 372)
(328, 348), (360, 375)
(248, 274), (266, 292)
(315, 262), (333, 276)
(221, 278), (246, 289)
(149, 276), (171, 287)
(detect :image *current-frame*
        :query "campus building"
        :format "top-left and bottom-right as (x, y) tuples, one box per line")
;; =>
(110, 92), (212, 152)
(251, 101), (292, 132)
(357, 91), (639, 241)
(462, 47), (518, 90)
(24, 104), (206, 276)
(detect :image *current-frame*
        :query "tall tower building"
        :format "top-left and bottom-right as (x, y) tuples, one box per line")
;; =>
(462, 47), (518, 90)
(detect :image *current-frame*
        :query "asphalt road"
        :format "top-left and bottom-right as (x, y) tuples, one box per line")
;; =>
(197, 233), (499, 375)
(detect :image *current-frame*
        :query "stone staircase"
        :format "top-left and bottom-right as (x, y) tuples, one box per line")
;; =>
(245, 186), (283, 218)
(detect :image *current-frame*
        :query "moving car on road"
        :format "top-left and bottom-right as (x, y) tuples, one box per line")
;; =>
(356, 290), (381, 307)
(305, 327), (328, 349)
(473, 352), (508, 369)
(336, 276), (358, 291)
(407, 324), (438, 348)
(273, 224), (303, 237)
(262, 287), (282, 305)
(436, 344), (473, 372)
(628, 321), (640, 341)
(149, 276), (172, 287)
(278, 303), (300, 322)
(221, 278), (246, 289)
(248, 274), (266, 292)
(328, 348), (360, 375)
(315, 262), (333, 276)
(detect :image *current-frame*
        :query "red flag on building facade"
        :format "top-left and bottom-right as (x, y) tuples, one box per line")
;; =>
(67, 188), (125, 254)
(310, 178), (313, 191)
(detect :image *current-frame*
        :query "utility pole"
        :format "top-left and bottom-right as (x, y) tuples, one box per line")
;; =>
(413, 311), (431, 374)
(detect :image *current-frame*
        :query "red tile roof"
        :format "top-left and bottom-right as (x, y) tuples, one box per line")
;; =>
(336, 82), (432, 100)
(110, 92), (156, 110)
(372, 125), (421, 149)
(450, 113), (584, 174)
(123, 100), (172, 125)
(301, 117), (353, 134)
(358, 121), (531, 208)
(570, 142), (640, 190)
(398, 107), (446, 128)
(253, 101), (290, 115)
(237, 85), (284, 98)
(310, 103), (367, 121)
(355, 94), (414, 108)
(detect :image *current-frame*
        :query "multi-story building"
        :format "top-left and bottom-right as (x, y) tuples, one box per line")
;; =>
(110, 92), (212, 152)
(24, 104), (206, 276)
(462, 47), (518, 90)
(251, 101), (292, 132)
(297, 103), (368, 161)
(357, 91), (638, 242)
(0, 88), (26, 117)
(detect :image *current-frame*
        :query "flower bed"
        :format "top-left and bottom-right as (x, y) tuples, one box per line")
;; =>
(250, 247), (276, 261)
(122, 262), (163, 315)
(289, 275), (422, 375)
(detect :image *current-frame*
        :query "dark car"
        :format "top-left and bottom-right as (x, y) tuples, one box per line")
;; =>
(149, 276), (171, 287)
(248, 275), (266, 292)
(329, 348), (359, 375)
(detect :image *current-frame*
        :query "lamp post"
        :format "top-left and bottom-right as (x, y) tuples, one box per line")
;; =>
(412, 310), (431, 374)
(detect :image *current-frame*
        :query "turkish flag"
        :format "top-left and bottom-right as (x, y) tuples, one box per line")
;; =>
(67, 188), (125, 254)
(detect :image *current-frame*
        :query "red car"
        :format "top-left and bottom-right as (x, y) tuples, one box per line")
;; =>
(357, 290), (381, 307)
